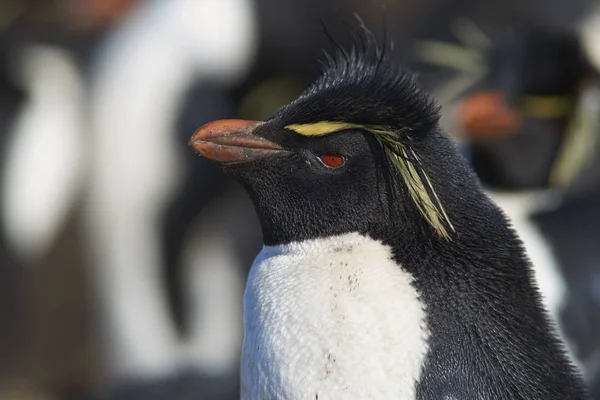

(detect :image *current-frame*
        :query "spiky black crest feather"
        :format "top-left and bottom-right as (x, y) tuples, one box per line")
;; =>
(272, 24), (441, 134)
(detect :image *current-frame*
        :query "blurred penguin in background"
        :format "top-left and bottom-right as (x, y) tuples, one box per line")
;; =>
(84, 0), (259, 393)
(0, 2), (97, 396)
(0, 11), (29, 394)
(0, 4), (86, 269)
(415, 21), (600, 397)
(1, 1), (268, 398)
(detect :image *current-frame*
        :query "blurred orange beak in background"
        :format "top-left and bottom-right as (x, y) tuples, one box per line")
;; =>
(459, 91), (522, 140)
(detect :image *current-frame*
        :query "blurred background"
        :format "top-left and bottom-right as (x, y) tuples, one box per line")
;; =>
(0, 0), (599, 399)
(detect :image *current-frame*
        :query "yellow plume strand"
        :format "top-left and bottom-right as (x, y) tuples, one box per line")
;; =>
(286, 122), (363, 136)
(285, 122), (454, 238)
(408, 148), (455, 235)
(378, 135), (454, 239)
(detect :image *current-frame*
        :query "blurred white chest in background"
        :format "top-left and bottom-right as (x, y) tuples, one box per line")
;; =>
(241, 233), (428, 400)
(1, 45), (85, 261)
(491, 193), (566, 320)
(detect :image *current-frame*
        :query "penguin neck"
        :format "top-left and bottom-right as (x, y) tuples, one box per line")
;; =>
(240, 232), (429, 400)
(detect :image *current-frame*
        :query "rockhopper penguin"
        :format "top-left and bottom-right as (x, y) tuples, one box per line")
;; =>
(189, 34), (589, 399)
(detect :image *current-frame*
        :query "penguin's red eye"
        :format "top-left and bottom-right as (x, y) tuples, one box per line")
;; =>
(319, 153), (345, 168)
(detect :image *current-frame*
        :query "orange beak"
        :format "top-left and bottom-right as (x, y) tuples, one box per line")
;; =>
(459, 91), (522, 140)
(189, 119), (285, 164)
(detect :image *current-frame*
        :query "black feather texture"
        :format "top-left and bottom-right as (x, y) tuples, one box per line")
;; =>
(272, 26), (441, 135)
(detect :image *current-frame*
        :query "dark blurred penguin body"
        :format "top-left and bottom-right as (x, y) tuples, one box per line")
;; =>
(534, 188), (600, 395)
(90, 371), (239, 400)
(190, 32), (588, 399)
(85, 0), (257, 382)
(464, 28), (593, 190)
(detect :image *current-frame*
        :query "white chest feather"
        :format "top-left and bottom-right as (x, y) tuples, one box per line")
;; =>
(241, 233), (428, 400)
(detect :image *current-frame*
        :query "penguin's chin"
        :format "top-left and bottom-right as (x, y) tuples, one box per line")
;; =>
(189, 119), (287, 164)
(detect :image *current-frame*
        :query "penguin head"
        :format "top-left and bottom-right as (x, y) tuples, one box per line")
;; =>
(190, 37), (490, 247)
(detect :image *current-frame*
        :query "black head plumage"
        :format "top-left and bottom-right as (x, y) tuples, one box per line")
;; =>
(272, 28), (441, 135)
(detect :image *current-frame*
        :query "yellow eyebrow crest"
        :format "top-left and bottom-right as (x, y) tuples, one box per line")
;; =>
(286, 122), (363, 136)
